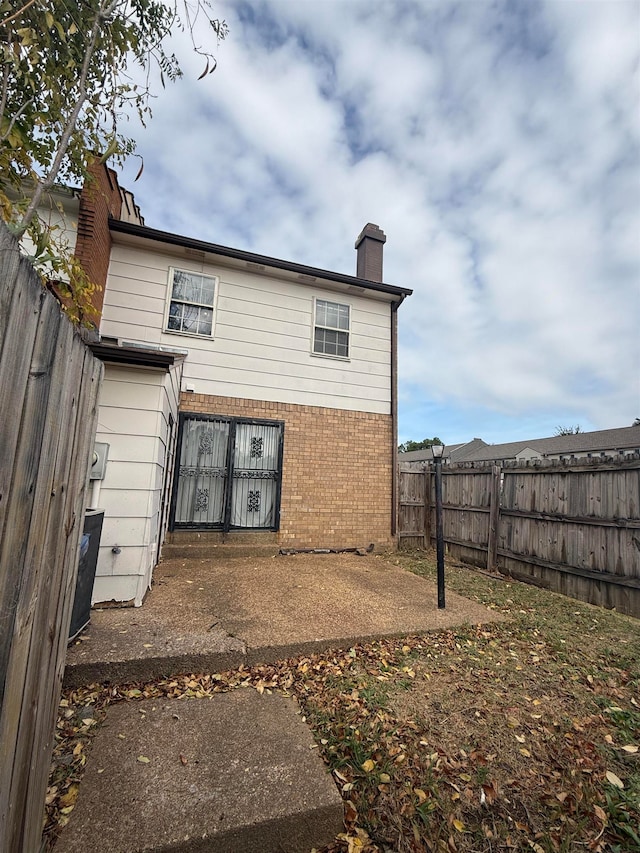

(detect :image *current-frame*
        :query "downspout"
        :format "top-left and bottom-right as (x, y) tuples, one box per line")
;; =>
(391, 294), (406, 539)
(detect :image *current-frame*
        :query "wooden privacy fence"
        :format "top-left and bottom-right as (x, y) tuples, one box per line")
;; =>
(399, 456), (640, 617)
(0, 224), (102, 852)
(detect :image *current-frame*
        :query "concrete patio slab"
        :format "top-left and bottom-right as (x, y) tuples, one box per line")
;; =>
(65, 553), (505, 686)
(58, 692), (343, 853)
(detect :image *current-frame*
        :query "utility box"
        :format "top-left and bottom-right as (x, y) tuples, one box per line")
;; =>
(69, 509), (104, 640)
(90, 442), (109, 480)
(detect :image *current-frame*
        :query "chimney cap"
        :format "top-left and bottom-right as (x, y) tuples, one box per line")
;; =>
(355, 223), (386, 249)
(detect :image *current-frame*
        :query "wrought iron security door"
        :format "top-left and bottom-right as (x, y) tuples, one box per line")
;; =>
(171, 415), (283, 531)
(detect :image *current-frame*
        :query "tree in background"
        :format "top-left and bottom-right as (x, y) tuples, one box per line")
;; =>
(0, 0), (226, 316)
(555, 425), (583, 436)
(398, 437), (444, 453)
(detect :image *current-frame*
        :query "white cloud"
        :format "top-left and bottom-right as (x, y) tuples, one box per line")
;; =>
(121, 0), (640, 438)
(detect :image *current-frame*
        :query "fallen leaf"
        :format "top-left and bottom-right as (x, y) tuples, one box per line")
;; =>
(594, 804), (607, 823)
(414, 788), (428, 803)
(621, 745), (638, 753)
(344, 800), (358, 823)
(361, 759), (376, 772)
(137, 755), (150, 764)
(453, 819), (465, 832)
(379, 773), (391, 783)
(179, 754), (188, 765)
(605, 770), (624, 789)
(58, 785), (79, 808)
(519, 748), (531, 757)
(515, 734), (526, 743)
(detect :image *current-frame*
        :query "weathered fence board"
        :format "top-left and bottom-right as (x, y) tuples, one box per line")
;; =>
(0, 224), (102, 853)
(398, 457), (640, 616)
(398, 470), (428, 549)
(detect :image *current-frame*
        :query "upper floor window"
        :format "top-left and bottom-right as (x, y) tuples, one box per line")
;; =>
(313, 298), (350, 358)
(166, 268), (217, 337)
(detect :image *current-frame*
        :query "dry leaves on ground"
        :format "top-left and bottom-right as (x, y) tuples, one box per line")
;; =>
(44, 554), (640, 853)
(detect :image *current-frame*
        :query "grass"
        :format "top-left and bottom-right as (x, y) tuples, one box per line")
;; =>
(44, 552), (640, 852)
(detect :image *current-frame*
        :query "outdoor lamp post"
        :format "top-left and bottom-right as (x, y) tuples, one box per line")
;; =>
(432, 443), (446, 609)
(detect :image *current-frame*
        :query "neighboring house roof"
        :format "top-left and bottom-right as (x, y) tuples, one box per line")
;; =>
(399, 426), (640, 466)
(399, 439), (486, 463)
(399, 444), (463, 462)
(109, 219), (413, 301)
(462, 426), (640, 462)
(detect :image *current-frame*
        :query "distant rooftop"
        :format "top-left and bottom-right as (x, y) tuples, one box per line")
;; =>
(399, 425), (640, 465)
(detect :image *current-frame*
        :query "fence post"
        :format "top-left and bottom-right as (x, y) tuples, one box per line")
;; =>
(487, 465), (501, 572)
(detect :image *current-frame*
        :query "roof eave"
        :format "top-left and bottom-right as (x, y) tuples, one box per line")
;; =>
(90, 340), (187, 370)
(108, 218), (413, 300)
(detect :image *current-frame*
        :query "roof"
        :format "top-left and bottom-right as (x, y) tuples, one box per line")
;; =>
(109, 219), (413, 301)
(464, 426), (640, 462)
(90, 339), (188, 370)
(398, 426), (640, 465)
(399, 439), (484, 462)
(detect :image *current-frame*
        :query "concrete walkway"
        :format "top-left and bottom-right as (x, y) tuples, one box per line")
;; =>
(58, 552), (504, 853)
(58, 692), (343, 853)
(65, 552), (503, 686)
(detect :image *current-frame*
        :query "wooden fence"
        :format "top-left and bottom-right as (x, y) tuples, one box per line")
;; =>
(0, 224), (102, 852)
(399, 456), (640, 617)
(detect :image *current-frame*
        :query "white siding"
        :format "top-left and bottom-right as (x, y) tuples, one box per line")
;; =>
(23, 196), (79, 281)
(92, 362), (182, 605)
(101, 244), (392, 413)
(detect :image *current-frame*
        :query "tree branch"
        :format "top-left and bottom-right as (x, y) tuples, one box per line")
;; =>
(0, 94), (36, 144)
(0, 0), (40, 28)
(15, 0), (113, 237)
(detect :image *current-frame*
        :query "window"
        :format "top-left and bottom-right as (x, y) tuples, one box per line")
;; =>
(166, 269), (217, 337)
(313, 298), (350, 358)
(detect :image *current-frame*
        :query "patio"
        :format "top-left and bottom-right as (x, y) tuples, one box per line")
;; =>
(64, 550), (505, 686)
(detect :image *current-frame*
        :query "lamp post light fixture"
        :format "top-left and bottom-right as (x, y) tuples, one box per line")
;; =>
(432, 443), (445, 609)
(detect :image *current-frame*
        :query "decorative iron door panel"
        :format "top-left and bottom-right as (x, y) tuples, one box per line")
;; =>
(229, 422), (281, 529)
(173, 417), (230, 526)
(171, 415), (283, 531)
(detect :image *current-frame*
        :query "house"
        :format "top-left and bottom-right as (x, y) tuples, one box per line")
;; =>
(42, 165), (412, 605)
(399, 438), (486, 468)
(399, 426), (640, 469)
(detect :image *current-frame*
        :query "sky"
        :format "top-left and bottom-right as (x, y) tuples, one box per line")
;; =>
(117, 0), (640, 447)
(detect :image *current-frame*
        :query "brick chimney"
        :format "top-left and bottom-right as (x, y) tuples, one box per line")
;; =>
(355, 223), (386, 282)
(73, 162), (123, 326)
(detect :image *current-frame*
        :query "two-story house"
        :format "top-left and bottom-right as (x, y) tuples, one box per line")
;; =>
(66, 165), (411, 605)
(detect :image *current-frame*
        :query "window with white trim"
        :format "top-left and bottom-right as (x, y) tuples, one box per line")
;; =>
(313, 298), (350, 358)
(166, 268), (217, 337)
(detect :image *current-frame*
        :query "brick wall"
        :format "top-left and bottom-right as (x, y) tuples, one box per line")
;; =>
(74, 163), (122, 324)
(179, 393), (395, 548)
